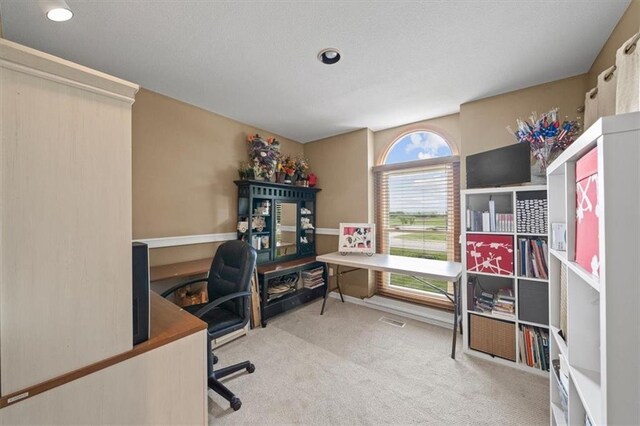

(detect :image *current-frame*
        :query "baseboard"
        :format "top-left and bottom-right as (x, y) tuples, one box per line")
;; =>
(212, 324), (248, 348)
(327, 293), (454, 329)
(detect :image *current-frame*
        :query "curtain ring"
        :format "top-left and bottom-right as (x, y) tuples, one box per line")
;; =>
(624, 32), (639, 55)
(589, 88), (598, 100)
(604, 65), (616, 82)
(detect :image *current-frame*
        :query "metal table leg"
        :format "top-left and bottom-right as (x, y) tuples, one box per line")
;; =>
(321, 264), (348, 315)
(451, 276), (461, 359)
(335, 265), (345, 303)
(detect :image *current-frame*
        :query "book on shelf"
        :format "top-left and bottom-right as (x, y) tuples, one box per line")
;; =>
(474, 291), (495, 313)
(519, 325), (549, 371)
(466, 208), (514, 232)
(482, 212), (490, 232)
(303, 281), (324, 289)
(497, 287), (515, 301)
(518, 237), (548, 279)
(558, 354), (570, 390)
(489, 199), (496, 232)
(474, 287), (515, 319)
(492, 288), (515, 318)
(490, 310), (516, 320)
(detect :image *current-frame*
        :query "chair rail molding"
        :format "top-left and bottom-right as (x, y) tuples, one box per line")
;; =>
(135, 228), (340, 249)
(316, 228), (339, 236)
(134, 233), (237, 249)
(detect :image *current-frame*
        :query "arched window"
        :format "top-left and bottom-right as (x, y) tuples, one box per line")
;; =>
(384, 131), (452, 164)
(374, 130), (460, 308)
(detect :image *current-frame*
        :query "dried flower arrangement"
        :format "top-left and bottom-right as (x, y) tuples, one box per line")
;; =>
(239, 134), (316, 185)
(246, 134), (280, 180)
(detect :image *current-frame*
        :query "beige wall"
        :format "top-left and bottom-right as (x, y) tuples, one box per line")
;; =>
(587, 0), (640, 87)
(304, 129), (371, 228)
(132, 88), (303, 266)
(459, 74), (587, 188)
(304, 129), (374, 297)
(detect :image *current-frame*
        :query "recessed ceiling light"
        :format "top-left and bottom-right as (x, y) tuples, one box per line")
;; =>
(318, 48), (341, 65)
(46, 7), (73, 22)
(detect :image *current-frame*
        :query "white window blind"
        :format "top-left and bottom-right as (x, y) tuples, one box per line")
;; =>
(374, 157), (460, 309)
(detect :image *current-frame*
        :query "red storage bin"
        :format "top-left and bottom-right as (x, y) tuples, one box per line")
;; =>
(575, 147), (600, 276)
(466, 234), (514, 275)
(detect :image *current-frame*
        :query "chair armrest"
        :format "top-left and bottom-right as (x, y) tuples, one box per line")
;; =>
(160, 278), (208, 298)
(193, 291), (252, 317)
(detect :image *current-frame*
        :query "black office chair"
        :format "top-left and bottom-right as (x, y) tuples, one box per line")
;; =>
(161, 240), (257, 411)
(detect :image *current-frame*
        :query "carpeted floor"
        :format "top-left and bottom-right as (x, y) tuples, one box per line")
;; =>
(208, 299), (549, 425)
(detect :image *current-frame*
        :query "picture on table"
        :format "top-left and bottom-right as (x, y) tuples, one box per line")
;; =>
(338, 223), (375, 254)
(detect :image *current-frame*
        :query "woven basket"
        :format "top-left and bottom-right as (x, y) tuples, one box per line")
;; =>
(469, 314), (516, 361)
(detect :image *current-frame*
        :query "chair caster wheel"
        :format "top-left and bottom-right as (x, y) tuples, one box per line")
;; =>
(213, 355), (219, 365)
(247, 363), (256, 374)
(230, 397), (242, 411)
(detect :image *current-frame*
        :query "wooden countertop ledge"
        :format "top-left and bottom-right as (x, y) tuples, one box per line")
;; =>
(150, 258), (212, 282)
(0, 292), (206, 409)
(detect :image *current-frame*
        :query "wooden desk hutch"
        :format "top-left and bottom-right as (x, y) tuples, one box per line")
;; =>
(235, 180), (327, 326)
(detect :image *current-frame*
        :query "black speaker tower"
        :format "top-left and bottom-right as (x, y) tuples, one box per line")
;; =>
(132, 242), (150, 345)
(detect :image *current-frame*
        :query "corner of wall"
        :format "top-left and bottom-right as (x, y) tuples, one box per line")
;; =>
(366, 128), (376, 297)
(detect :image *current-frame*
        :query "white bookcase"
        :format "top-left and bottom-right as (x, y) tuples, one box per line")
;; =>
(461, 185), (550, 377)
(546, 112), (640, 426)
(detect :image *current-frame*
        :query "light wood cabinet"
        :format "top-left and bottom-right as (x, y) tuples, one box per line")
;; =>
(0, 39), (138, 394)
(0, 38), (207, 425)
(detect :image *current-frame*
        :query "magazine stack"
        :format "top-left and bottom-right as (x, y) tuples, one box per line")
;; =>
(302, 266), (325, 290)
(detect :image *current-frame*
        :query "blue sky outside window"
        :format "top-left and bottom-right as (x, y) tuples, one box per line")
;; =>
(385, 131), (452, 164)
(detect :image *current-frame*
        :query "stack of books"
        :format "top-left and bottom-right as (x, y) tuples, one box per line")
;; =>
(466, 201), (514, 232)
(302, 266), (325, 290)
(491, 288), (515, 319)
(519, 325), (550, 371)
(474, 291), (495, 313)
(518, 237), (549, 279)
(474, 287), (514, 319)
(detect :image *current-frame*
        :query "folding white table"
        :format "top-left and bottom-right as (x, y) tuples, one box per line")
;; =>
(316, 252), (463, 359)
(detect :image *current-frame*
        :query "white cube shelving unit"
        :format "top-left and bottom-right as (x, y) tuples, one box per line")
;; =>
(547, 111), (640, 426)
(462, 185), (550, 377)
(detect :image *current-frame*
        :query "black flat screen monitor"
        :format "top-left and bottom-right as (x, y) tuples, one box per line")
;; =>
(467, 143), (531, 189)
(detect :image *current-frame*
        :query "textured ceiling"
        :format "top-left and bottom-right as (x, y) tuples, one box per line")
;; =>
(0, 1), (631, 142)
